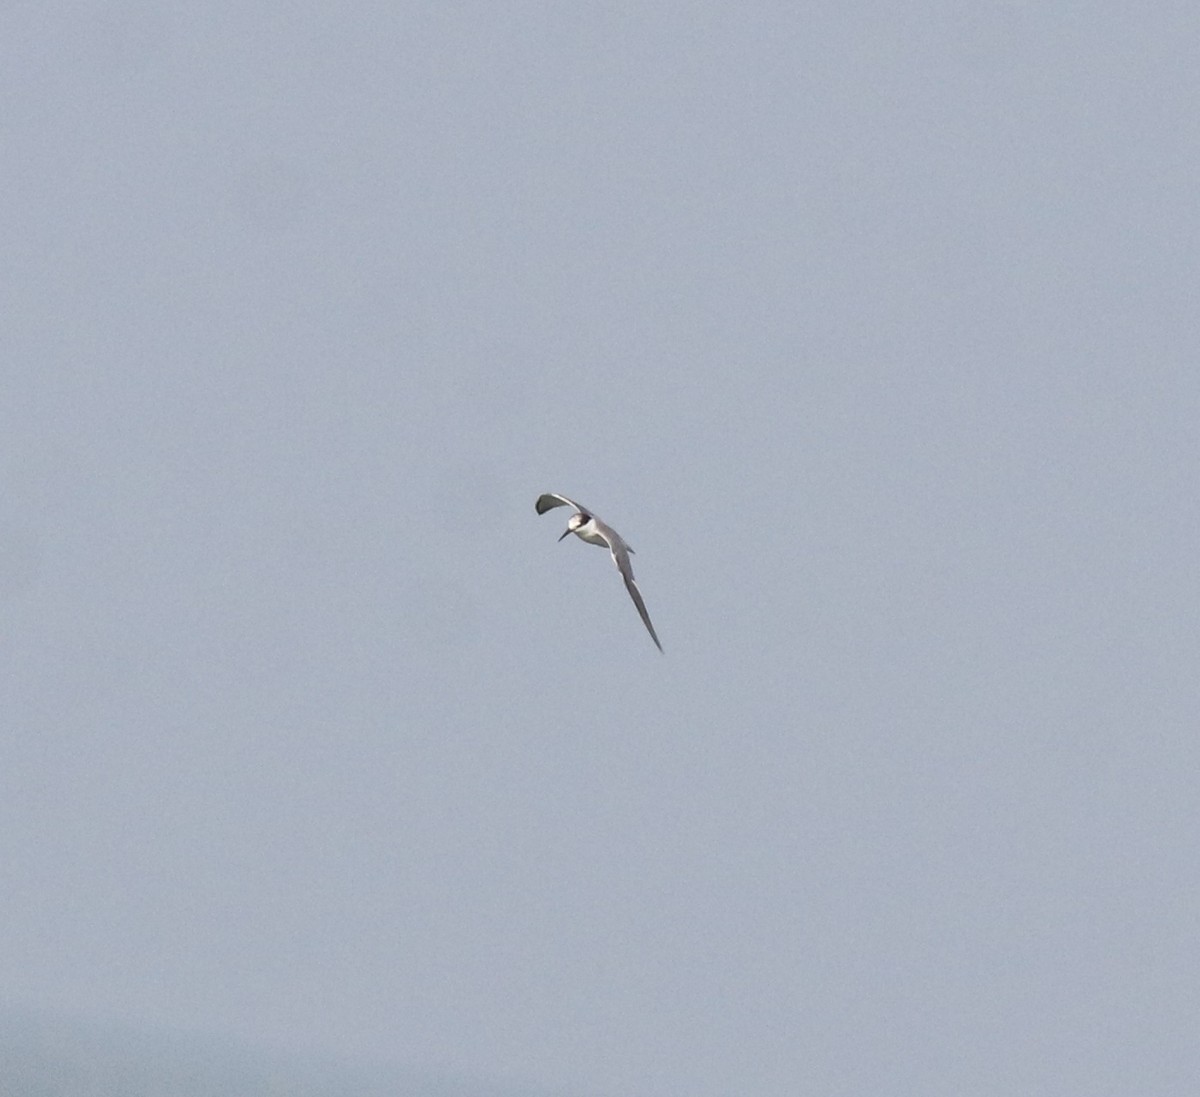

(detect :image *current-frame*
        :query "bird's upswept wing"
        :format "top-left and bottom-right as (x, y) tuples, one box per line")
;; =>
(535, 493), (587, 516)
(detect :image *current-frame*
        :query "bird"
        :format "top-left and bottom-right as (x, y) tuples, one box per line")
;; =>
(535, 492), (663, 652)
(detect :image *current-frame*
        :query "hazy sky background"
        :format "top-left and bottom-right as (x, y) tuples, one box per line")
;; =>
(3, 4), (1198, 1096)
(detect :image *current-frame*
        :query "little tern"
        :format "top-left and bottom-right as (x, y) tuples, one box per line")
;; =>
(535, 492), (664, 653)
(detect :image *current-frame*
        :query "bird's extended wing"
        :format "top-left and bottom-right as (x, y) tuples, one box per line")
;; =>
(609, 542), (664, 653)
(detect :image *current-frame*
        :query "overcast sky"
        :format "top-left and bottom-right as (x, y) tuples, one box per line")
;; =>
(3, 4), (1198, 1096)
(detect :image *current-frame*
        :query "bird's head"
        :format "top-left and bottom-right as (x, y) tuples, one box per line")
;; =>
(559, 512), (587, 541)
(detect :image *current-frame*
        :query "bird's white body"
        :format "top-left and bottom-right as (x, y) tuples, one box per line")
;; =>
(566, 514), (617, 549)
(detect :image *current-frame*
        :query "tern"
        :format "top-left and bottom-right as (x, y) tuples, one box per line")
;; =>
(535, 492), (664, 652)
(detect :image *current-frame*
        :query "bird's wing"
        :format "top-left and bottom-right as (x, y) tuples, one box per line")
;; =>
(608, 539), (664, 653)
(535, 492), (588, 516)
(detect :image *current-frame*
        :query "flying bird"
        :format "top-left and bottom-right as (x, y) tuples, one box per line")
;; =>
(535, 492), (663, 652)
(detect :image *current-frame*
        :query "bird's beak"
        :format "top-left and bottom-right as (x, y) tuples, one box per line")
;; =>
(558, 528), (571, 542)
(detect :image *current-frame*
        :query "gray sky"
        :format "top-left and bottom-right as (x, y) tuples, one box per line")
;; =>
(3, 4), (1198, 1095)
